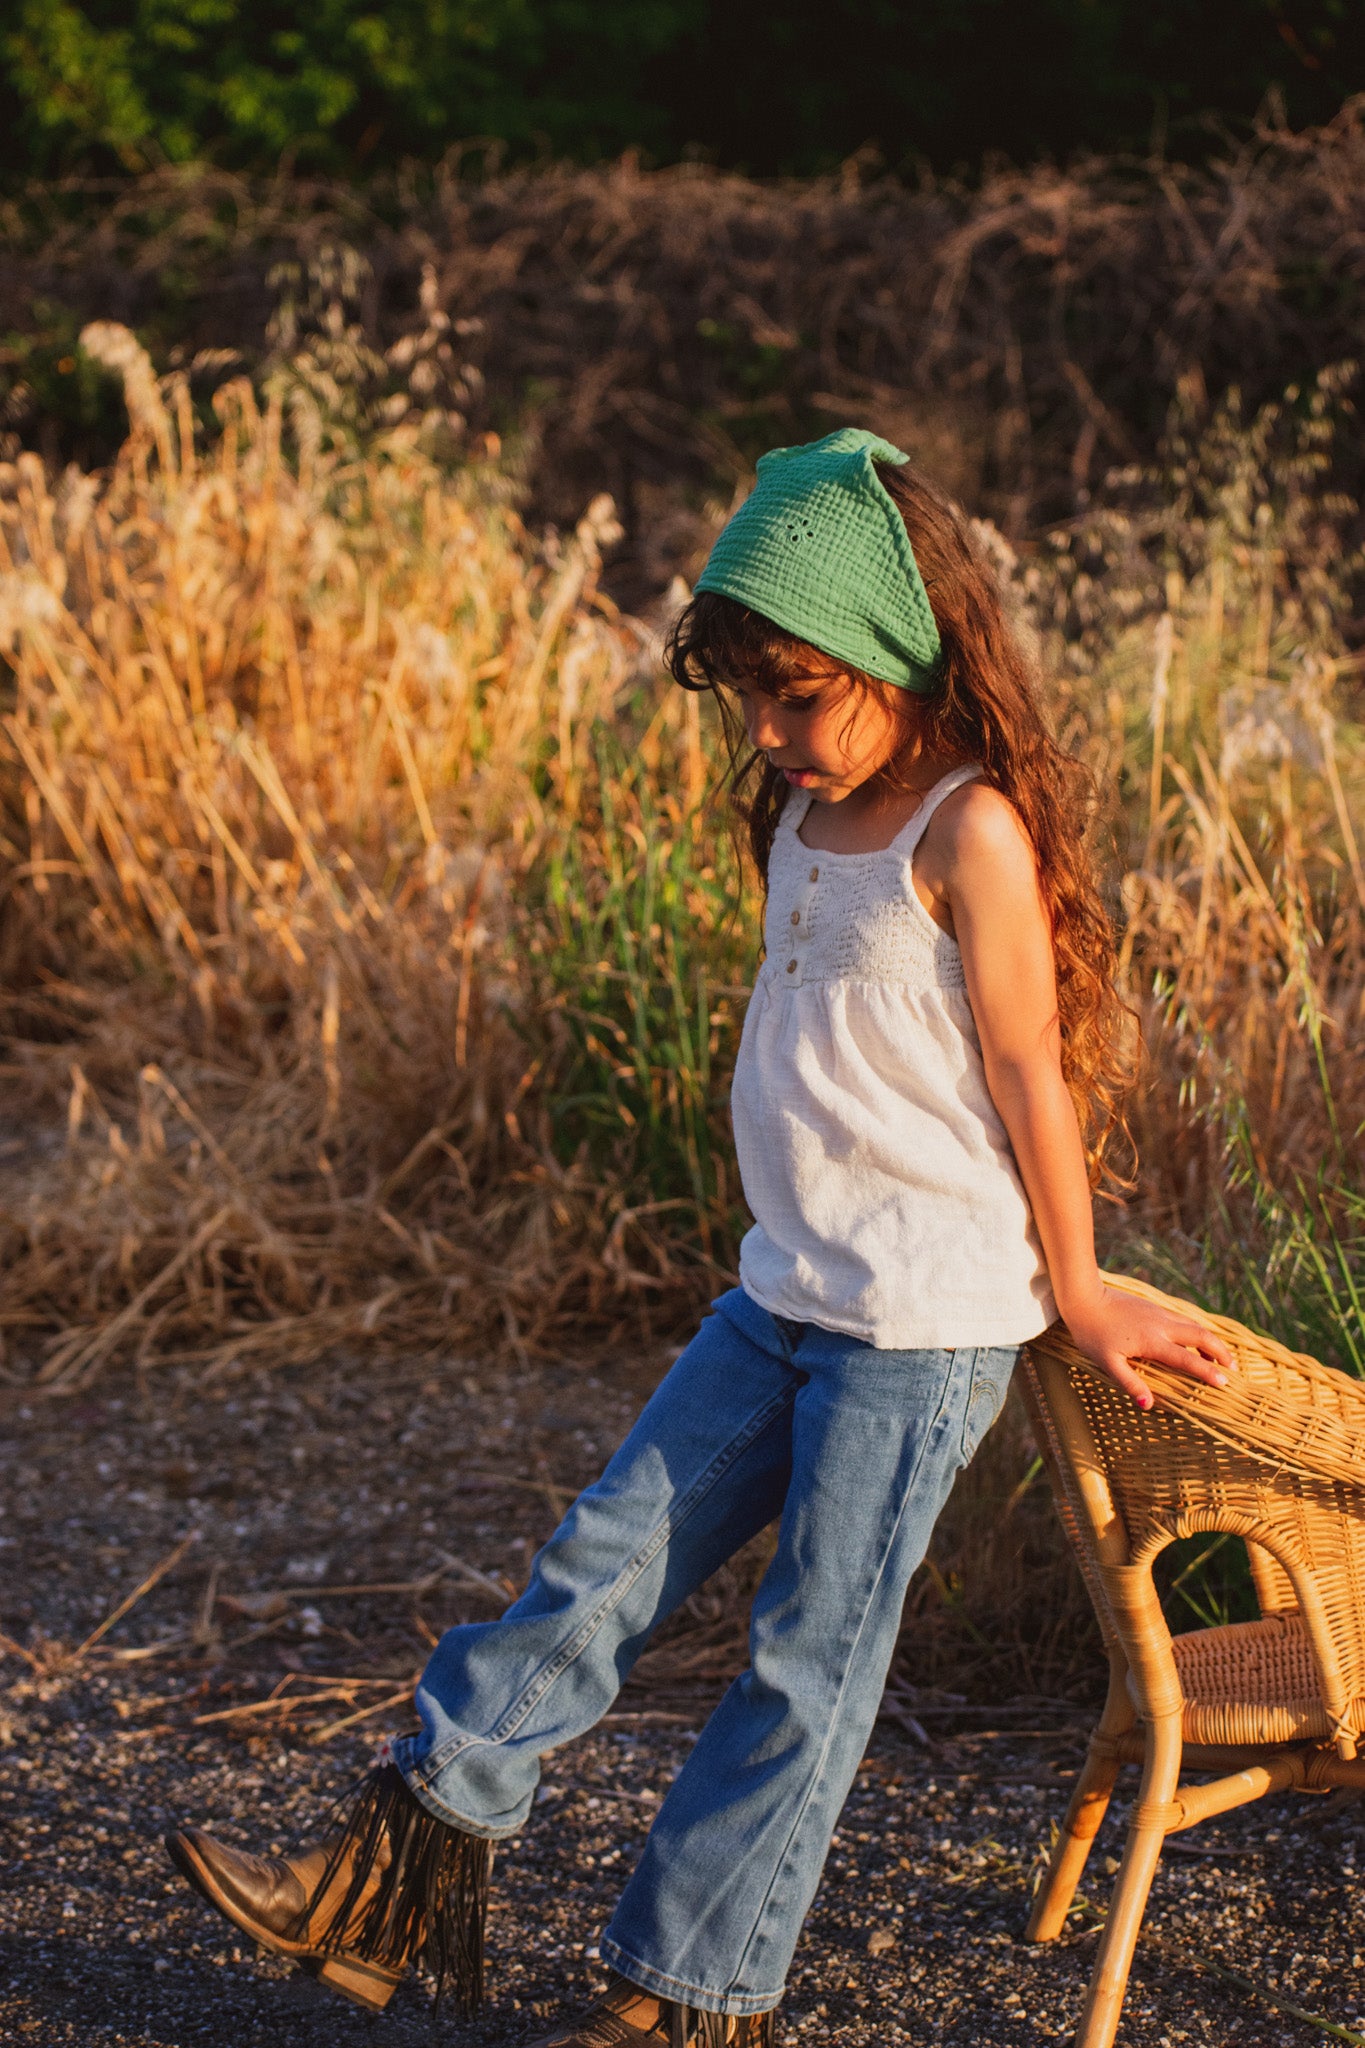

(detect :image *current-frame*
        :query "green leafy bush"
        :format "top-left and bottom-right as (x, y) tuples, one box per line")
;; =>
(0, 0), (695, 175)
(1, 0), (1361, 180)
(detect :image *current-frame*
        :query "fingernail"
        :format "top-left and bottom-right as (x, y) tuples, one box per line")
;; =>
(1213, 1372), (1228, 1386)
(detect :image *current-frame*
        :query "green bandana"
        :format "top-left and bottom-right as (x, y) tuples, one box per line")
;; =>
(694, 427), (942, 692)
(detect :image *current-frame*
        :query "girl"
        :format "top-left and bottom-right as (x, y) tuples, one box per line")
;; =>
(164, 428), (1231, 2042)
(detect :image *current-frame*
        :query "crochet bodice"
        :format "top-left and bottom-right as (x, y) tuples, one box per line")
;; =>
(760, 773), (972, 993)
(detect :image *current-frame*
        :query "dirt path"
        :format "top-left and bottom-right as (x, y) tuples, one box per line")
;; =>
(2, 1345), (1363, 2045)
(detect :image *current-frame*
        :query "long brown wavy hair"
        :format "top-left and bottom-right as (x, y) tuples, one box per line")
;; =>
(666, 458), (1137, 1191)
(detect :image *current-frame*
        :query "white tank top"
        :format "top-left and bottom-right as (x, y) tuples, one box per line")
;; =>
(729, 763), (1056, 1349)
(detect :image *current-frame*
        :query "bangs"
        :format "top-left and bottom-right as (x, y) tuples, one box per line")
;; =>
(666, 591), (845, 702)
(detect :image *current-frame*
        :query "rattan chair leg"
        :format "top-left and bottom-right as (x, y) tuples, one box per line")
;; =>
(1075, 1818), (1168, 2048)
(1026, 1745), (1119, 1943)
(1029, 1654), (1133, 1945)
(1073, 1718), (1182, 2048)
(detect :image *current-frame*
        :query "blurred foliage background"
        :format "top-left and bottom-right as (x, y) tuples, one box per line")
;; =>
(2, 0), (1364, 182)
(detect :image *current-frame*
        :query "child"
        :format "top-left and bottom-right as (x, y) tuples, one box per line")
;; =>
(164, 428), (1231, 2042)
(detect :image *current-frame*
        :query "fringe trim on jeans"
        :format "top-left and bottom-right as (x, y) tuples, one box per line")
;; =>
(287, 1761), (492, 2015)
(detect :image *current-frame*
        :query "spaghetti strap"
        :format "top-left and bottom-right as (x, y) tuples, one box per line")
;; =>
(781, 791), (817, 837)
(786, 764), (983, 857)
(897, 763), (984, 856)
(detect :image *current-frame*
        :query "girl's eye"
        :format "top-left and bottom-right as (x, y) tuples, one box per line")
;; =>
(731, 684), (818, 711)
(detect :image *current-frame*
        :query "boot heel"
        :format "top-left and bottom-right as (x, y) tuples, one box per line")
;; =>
(315, 1954), (403, 2011)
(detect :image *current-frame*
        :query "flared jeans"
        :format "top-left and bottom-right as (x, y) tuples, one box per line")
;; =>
(390, 1285), (1020, 2016)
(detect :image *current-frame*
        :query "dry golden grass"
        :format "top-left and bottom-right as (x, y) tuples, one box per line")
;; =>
(2, 318), (1364, 1701)
(1047, 369), (1365, 1358)
(0, 323), (713, 1389)
(2, 326), (1363, 1410)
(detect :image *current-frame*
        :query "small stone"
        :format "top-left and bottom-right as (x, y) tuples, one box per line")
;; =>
(867, 1927), (896, 1956)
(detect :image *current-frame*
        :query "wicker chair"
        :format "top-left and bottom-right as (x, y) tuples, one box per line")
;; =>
(1020, 1273), (1365, 2048)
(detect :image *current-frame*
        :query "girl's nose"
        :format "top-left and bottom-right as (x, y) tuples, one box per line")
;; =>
(744, 697), (786, 751)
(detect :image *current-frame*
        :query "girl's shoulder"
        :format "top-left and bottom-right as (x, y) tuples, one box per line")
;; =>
(914, 779), (1037, 890)
(920, 778), (1029, 852)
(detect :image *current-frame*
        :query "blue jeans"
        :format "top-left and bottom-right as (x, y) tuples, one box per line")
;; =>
(391, 1286), (1019, 2017)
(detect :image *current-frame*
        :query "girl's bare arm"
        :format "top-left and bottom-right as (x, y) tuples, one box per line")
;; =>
(918, 784), (1232, 1407)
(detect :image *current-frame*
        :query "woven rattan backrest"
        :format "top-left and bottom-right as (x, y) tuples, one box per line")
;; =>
(1025, 1276), (1365, 1734)
(1019, 1348), (1129, 1649)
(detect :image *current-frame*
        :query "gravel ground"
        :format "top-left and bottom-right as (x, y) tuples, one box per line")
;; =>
(3, 1342), (1365, 2046)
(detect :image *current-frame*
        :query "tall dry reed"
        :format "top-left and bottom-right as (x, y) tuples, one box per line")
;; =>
(3, 325), (1365, 1691)
(3, 328), (1363, 1392)
(0, 323), (745, 1391)
(1045, 363), (1365, 1366)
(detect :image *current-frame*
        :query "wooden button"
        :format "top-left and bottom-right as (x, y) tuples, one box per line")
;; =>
(808, 865), (819, 882)
(786, 959), (798, 973)
(790, 910), (800, 925)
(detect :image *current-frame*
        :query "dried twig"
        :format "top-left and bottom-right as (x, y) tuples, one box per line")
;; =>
(309, 1686), (414, 1744)
(70, 1531), (201, 1666)
(0, 1628), (43, 1673)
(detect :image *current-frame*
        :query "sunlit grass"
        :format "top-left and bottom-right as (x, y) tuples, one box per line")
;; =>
(1, 327), (1363, 1682)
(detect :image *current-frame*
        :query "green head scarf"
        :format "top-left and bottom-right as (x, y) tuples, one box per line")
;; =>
(694, 427), (942, 692)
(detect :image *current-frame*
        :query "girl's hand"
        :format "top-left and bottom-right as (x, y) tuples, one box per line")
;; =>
(1058, 1283), (1234, 1409)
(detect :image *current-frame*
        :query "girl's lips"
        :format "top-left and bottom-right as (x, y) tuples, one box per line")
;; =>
(781, 768), (819, 786)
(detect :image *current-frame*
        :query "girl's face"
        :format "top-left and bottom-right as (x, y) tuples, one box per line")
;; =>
(731, 659), (923, 803)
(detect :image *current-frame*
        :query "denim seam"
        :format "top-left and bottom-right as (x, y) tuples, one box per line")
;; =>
(712, 1289), (799, 1367)
(389, 1757), (518, 1841)
(730, 1354), (960, 1986)
(412, 1386), (793, 1784)
(959, 1344), (1017, 1464)
(957, 1344), (990, 1463)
